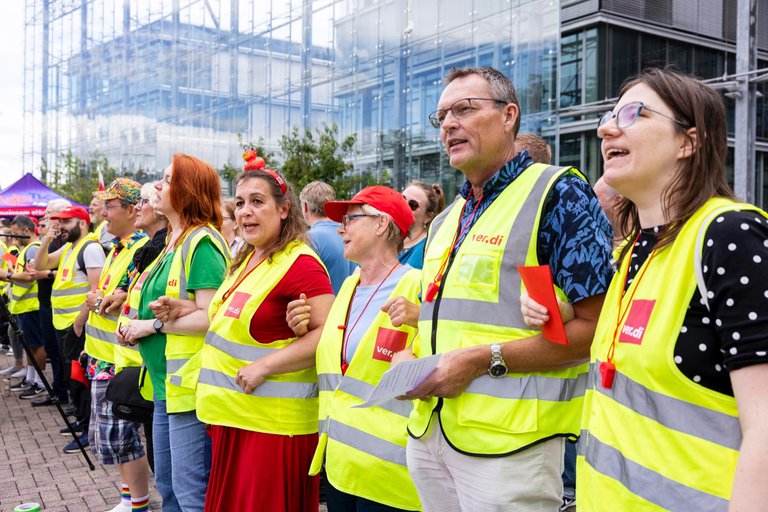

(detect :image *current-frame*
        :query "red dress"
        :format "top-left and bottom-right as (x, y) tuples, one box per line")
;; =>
(203, 255), (332, 512)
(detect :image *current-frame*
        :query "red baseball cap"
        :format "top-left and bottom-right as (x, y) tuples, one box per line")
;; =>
(50, 206), (91, 224)
(324, 186), (415, 238)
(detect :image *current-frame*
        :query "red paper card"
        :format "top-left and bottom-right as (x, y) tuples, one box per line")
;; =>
(518, 265), (568, 344)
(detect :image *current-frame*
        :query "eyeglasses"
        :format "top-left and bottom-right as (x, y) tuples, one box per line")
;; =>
(428, 98), (508, 129)
(405, 199), (420, 211)
(341, 213), (380, 229)
(597, 101), (688, 135)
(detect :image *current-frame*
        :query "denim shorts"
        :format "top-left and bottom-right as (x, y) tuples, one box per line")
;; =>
(18, 311), (44, 348)
(89, 379), (145, 465)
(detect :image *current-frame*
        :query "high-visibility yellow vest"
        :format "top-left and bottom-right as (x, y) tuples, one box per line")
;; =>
(0, 240), (7, 296)
(578, 198), (766, 511)
(51, 234), (99, 330)
(9, 241), (41, 315)
(409, 163), (589, 455)
(2, 244), (19, 297)
(85, 234), (148, 364)
(309, 268), (421, 509)
(163, 225), (229, 413)
(196, 241), (321, 434)
(115, 262), (152, 371)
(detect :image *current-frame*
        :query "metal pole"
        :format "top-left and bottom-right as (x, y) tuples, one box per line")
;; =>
(733, 0), (757, 203)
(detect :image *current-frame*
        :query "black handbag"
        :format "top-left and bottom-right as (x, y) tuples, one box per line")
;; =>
(106, 366), (154, 424)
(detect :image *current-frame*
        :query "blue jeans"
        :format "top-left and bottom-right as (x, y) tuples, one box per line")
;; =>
(153, 400), (180, 512)
(153, 400), (211, 512)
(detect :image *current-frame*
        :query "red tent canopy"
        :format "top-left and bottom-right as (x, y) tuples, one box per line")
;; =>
(0, 173), (85, 217)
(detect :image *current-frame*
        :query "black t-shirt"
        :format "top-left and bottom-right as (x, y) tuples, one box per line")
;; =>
(625, 210), (768, 396)
(37, 237), (65, 307)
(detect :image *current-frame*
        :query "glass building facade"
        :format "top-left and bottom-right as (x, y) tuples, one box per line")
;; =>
(23, 0), (559, 196)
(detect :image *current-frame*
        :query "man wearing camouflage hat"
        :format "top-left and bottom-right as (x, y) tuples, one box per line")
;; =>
(85, 178), (152, 512)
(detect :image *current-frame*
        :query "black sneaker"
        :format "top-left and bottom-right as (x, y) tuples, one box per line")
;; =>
(63, 432), (89, 453)
(31, 394), (61, 407)
(20, 384), (46, 399)
(59, 422), (85, 436)
(10, 379), (33, 391)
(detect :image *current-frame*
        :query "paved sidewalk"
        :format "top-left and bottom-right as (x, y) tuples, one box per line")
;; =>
(0, 356), (161, 511)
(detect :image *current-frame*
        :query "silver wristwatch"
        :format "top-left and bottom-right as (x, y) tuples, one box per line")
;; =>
(488, 343), (508, 378)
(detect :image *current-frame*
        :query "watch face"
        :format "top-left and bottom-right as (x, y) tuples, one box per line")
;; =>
(153, 319), (163, 332)
(489, 363), (507, 378)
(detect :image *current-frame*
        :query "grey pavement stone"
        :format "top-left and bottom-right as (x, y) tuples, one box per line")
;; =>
(1, 359), (161, 510)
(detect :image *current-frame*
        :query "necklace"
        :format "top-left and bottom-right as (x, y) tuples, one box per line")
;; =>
(338, 262), (400, 374)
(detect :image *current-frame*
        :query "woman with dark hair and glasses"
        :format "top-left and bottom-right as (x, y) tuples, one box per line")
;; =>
(194, 168), (334, 511)
(287, 185), (422, 511)
(524, 68), (768, 509)
(399, 181), (445, 269)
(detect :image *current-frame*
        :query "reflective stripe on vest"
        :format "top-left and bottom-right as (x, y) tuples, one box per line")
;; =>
(51, 235), (98, 330)
(9, 242), (41, 314)
(589, 362), (741, 451)
(578, 198), (763, 509)
(85, 235), (148, 363)
(310, 269), (421, 510)
(419, 165), (562, 329)
(195, 241), (317, 433)
(198, 368), (318, 398)
(581, 432), (729, 510)
(411, 164), (587, 455)
(327, 418), (407, 467)
(317, 373), (413, 418)
(163, 226), (229, 413)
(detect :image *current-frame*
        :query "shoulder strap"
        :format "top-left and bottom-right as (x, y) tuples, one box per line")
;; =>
(76, 239), (100, 274)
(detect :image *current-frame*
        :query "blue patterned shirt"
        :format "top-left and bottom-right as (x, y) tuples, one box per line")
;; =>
(455, 151), (613, 303)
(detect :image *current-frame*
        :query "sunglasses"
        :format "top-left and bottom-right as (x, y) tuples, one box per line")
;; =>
(405, 199), (420, 211)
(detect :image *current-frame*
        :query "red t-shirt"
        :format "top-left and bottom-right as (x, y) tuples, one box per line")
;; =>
(248, 254), (333, 342)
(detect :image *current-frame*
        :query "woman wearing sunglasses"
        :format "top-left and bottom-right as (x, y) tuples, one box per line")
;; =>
(524, 68), (768, 509)
(399, 181), (445, 269)
(287, 186), (422, 511)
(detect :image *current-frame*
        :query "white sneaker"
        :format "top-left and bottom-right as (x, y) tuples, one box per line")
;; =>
(0, 366), (23, 376)
(11, 368), (27, 378)
(104, 503), (131, 512)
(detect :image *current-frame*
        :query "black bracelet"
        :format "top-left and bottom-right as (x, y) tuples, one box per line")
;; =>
(48, 271), (54, 279)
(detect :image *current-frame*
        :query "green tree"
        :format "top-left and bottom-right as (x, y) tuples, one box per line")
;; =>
(42, 150), (119, 205)
(278, 123), (359, 197)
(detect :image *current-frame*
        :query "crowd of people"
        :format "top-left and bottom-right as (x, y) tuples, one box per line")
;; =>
(0, 64), (766, 512)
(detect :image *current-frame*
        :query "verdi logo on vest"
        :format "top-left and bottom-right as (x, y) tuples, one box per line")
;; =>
(619, 299), (656, 345)
(469, 233), (505, 246)
(224, 291), (251, 319)
(167, 278), (178, 287)
(372, 328), (408, 362)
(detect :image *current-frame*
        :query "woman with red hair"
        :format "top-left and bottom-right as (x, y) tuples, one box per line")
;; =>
(118, 153), (229, 512)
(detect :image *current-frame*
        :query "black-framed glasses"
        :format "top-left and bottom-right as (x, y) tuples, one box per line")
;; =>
(341, 213), (379, 229)
(405, 199), (420, 211)
(597, 101), (689, 135)
(428, 98), (508, 129)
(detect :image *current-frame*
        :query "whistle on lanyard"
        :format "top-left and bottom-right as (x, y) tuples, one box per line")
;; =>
(425, 274), (442, 303)
(599, 360), (616, 389)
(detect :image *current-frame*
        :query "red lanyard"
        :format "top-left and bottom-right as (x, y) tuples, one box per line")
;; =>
(338, 262), (400, 374)
(600, 232), (656, 388)
(424, 193), (482, 302)
(220, 252), (266, 305)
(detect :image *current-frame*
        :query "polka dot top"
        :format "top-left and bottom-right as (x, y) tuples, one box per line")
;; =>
(625, 210), (768, 396)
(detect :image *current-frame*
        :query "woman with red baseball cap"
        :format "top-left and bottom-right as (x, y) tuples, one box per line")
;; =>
(288, 185), (423, 511)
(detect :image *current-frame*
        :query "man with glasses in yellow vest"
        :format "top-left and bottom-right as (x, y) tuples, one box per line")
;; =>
(2, 216), (46, 397)
(35, 204), (106, 453)
(397, 66), (613, 511)
(83, 178), (151, 512)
